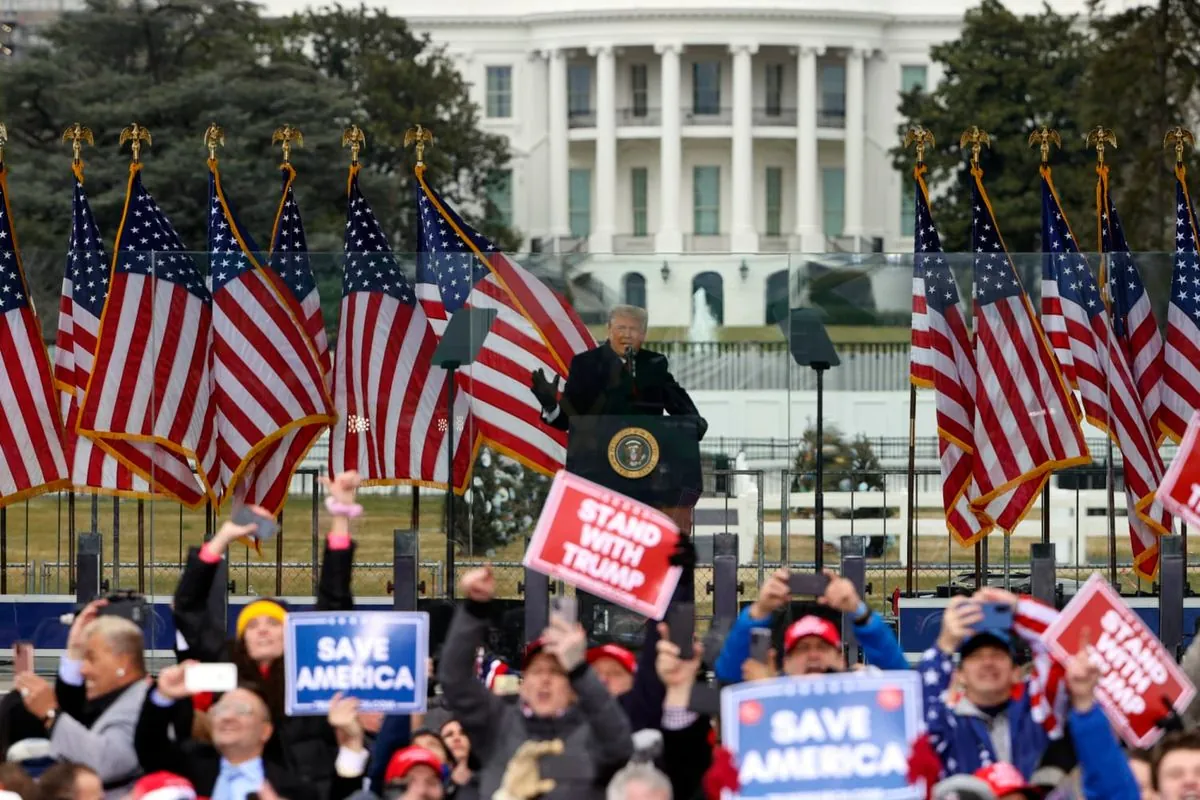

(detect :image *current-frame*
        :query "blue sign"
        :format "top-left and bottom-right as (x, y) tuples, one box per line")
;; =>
(720, 671), (924, 800)
(284, 611), (428, 716)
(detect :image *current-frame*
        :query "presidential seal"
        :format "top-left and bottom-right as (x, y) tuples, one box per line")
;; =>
(607, 427), (659, 479)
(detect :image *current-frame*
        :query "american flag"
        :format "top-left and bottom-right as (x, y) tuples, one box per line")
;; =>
(0, 165), (68, 505)
(1161, 165), (1200, 444)
(909, 165), (934, 389)
(910, 168), (989, 545)
(1099, 167), (1168, 448)
(329, 165), (463, 487)
(968, 166), (1088, 531)
(414, 168), (595, 478)
(207, 161), (333, 513)
(269, 164), (330, 380)
(76, 164), (217, 505)
(54, 165), (165, 499)
(1040, 167), (1167, 579)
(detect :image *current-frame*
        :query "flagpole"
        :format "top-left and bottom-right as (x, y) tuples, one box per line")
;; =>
(1089, 125), (1120, 587)
(1166, 127), (1195, 568)
(901, 125), (934, 596)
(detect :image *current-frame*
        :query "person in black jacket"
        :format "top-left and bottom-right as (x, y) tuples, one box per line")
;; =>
(170, 472), (362, 799)
(529, 305), (706, 439)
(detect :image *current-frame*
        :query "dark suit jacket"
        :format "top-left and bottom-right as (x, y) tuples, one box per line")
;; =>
(134, 694), (358, 800)
(549, 343), (707, 438)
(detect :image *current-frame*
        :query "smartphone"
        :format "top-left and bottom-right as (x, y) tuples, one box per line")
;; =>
(12, 641), (33, 675)
(551, 595), (577, 624)
(689, 684), (720, 716)
(184, 662), (239, 694)
(231, 505), (279, 542)
(788, 572), (831, 597)
(492, 674), (521, 696)
(750, 628), (772, 663)
(974, 602), (1014, 633)
(667, 602), (695, 660)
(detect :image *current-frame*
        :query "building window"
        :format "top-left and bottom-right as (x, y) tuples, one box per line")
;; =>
(819, 63), (845, 123)
(486, 66), (512, 118)
(765, 63), (784, 117)
(569, 168), (591, 239)
(764, 269), (790, 326)
(693, 166), (720, 235)
(900, 180), (915, 238)
(692, 271), (724, 325)
(486, 169), (513, 227)
(623, 273), (647, 309)
(822, 167), (845, 238)
(765, 167), (783, 237)
(901, 64), (927, 94)
(631, 167), (649, 237)
(692, 61), (721, 115)
(631, 64), (649, 117)
(568, 64), (592, 120)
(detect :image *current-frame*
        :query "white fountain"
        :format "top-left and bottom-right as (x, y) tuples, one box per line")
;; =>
(688, 287), (718, 342)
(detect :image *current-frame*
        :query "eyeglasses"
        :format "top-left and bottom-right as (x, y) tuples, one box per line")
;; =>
(210, 701), (257, 720)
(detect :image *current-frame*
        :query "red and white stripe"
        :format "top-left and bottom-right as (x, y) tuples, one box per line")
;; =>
(1014, 596), (1067, 738)
(910, 270), (934, 388)
(209, 168), (333, 512)
(329, 288), (472, 487)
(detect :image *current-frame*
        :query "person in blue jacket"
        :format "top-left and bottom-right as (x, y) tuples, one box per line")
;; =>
(1062, 639), (1140, 800)
(713, 568), (908, 683)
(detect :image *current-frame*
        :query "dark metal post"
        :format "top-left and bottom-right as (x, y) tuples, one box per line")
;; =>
(137, 500), (145, 593)
(1161, 536), (1185, 659)
(393, 529), (419, 611)
(445, 368), (458, 599)
(275, 509), (284, 597)
(840, 536), (866, 664)
(112, 497), (120, 589)
(1041, 483), (1050, 545)
(905, 385), (917, 595)
(1030, 543), (1056, 607)
(815, 368), (825, 572)
(311, 473), (320, 595)
(76, 532), (102, 605)
(523, 535), (550, 644)
(68, 492), (76, 593)
(0, 506), (6, 594)
(712, 533), (739, 629)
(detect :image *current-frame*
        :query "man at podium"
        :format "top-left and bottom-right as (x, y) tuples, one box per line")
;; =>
(528, 305), (708, 439)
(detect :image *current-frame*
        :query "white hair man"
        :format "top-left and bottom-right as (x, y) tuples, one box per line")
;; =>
(529, 305), (707, 440)
(607, 763), (672, 800)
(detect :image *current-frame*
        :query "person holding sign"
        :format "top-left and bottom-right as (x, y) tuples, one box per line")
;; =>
(437, 567), (633, 800)
(170, 471), (364, 800)
(921, 587), (1140, 799)
(712, 568), (907, 684)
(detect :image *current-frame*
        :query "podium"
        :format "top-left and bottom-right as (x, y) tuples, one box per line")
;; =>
(565, 415), (703, 510)
(564, 415), (703, 639)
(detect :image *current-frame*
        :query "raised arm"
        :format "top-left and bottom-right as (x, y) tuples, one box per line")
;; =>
(316, 471), (361, 612)
(435, 567), (508, 764)
(173, 515), (258, 661)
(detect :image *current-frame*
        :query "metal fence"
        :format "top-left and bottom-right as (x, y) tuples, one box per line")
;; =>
(655, 341), (909, 391)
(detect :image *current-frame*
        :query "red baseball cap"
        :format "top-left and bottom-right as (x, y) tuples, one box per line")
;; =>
(783, 615), (842, 653)
(131, 773), (196, 800)
(587, 644), (637, 674)
(975, 763), (1039, 798)
(522, 637), (549, 668)
(384, 746), (444, 785)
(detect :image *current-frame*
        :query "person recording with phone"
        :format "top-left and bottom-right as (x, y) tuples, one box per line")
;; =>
(922, 587), (1140, 798)
(13, 599), (149, 799)
(528, 306), (706, 441)
(712, 568), (907, 683)
(170, 471), (364, 799)
(437, 567), (632, 800)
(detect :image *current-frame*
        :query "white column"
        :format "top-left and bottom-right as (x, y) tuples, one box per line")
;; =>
(842, 46), (867, 245)
(792, 45), (824, 253)
(547, 47), (571, 242)
(730, 41), (758, 253)
(589, 43), (616, 253)
(654, 41), (683, 253)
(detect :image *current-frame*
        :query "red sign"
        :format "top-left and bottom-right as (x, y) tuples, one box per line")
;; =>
(1158, 411), (1200, 528)
(524, 471), (682, 619)
(1042, 573), (1196, 748)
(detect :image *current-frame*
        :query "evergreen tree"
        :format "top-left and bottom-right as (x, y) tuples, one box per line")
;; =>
(791, 423), (884, 493)
(893, 0), (1096, 254)
(450, 448), (550, 556)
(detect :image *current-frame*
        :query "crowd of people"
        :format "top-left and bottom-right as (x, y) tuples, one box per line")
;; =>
(0, 472), (1197, 800)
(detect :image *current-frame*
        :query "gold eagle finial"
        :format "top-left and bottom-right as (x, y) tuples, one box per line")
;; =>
(62, 124), (95, 167)
(1164, 126), (1195, 164)
(272, 125), (304, 165)
(1085, 126), (1118, 166)
(903, 125), (935, 163)
(342, 125), (367, 165)
(404, 125), (435, 167)
(1028, 127), (1062, 165)
(203, 123), (225, 162)
(120, 123), (152, 164)
(960, 126), (991, 165)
